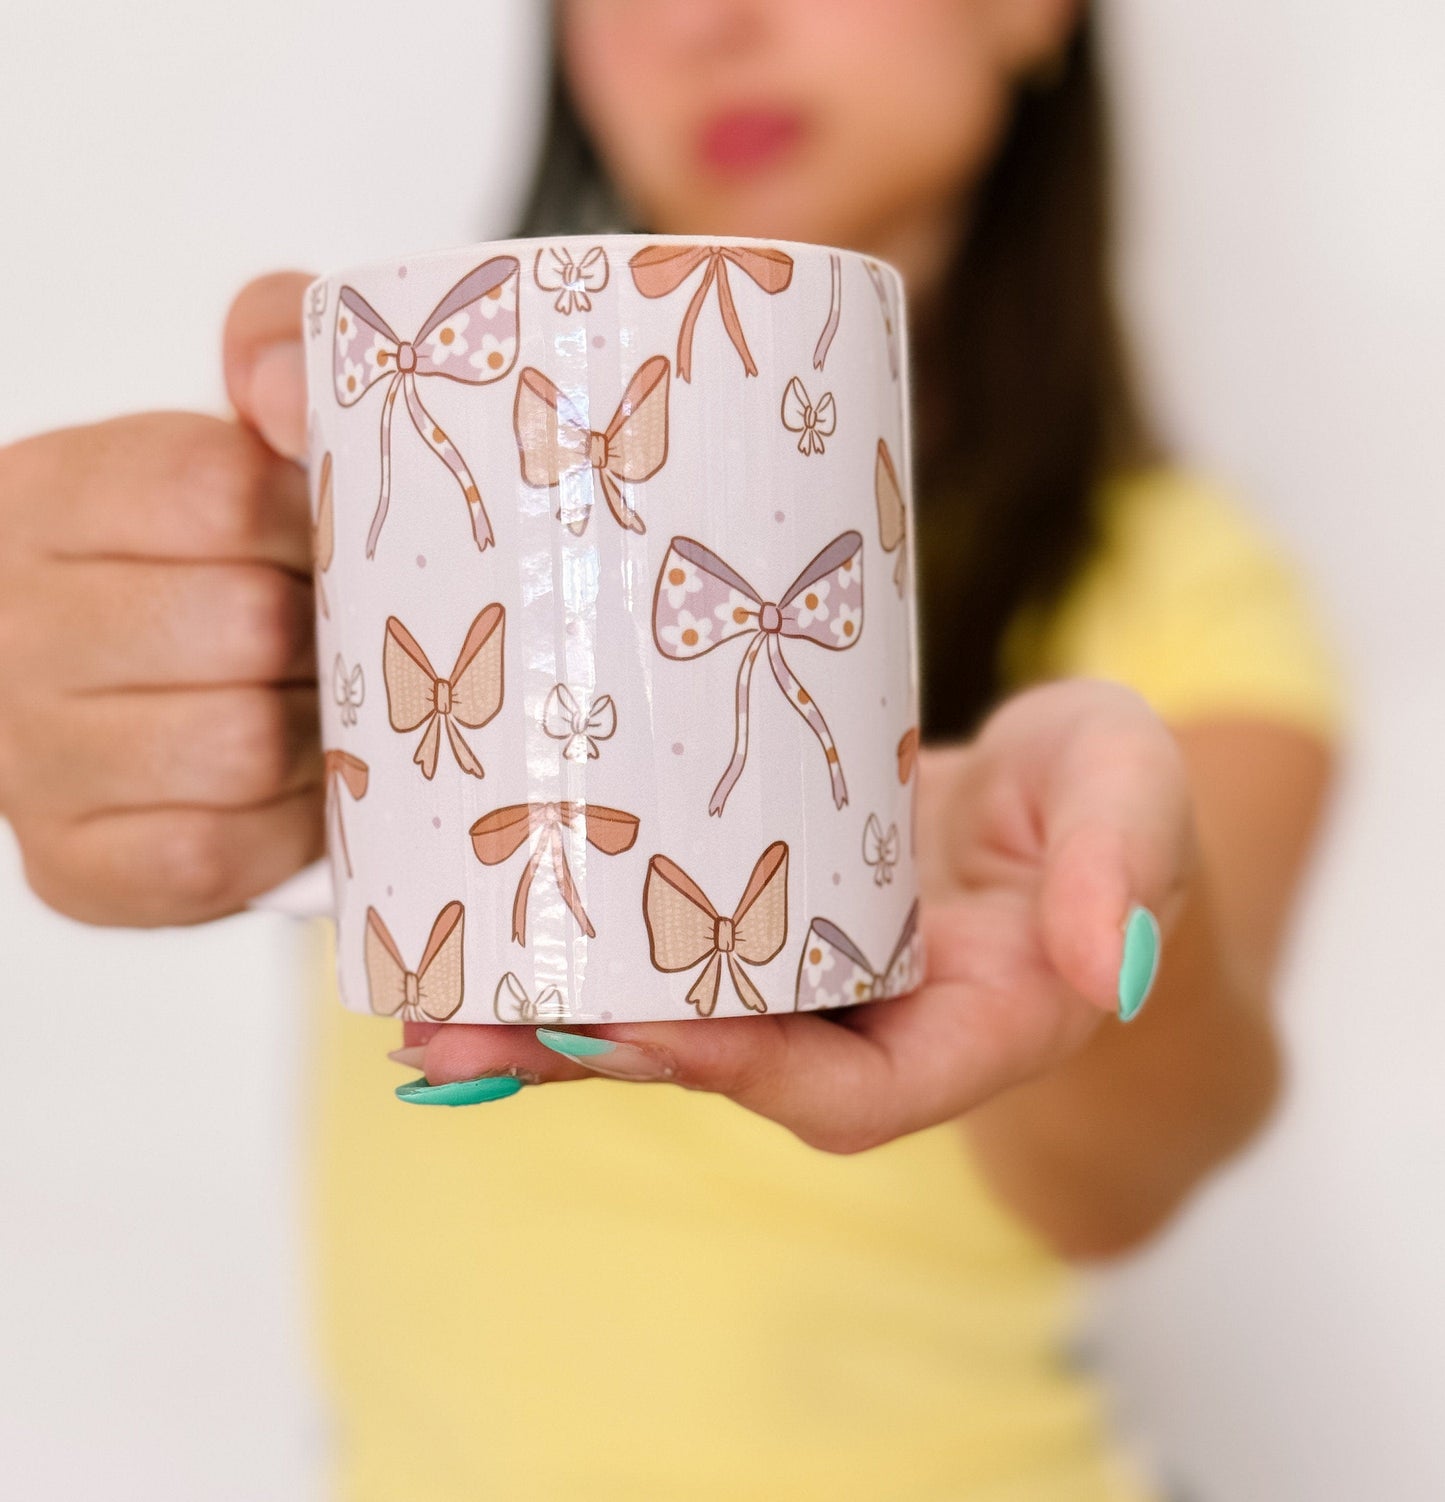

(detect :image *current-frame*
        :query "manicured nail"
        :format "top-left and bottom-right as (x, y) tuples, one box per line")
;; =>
(1117, 903), (1161, 1022)
(395, 1074), (524, 1107)
(387, 1046), (427, 1069)
(535, 1027), (675, 1082)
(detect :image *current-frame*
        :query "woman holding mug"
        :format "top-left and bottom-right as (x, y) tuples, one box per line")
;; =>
(0, 1), (1345, 1497)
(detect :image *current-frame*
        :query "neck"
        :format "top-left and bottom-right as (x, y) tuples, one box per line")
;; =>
(854, 191), (969, 317)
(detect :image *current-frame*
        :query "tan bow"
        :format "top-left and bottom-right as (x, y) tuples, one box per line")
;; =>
(896, 725), (919, 784)
(323, 749), (368, 879)
(470, 801), (640, 946)
(629, 244), (794, 382)
(513, 355), (670, 534)
(642, 842), (789, 1016)
(875, 438), (908, 594)
(364, 899), (465, 1022)
(383, 605), (505, 780)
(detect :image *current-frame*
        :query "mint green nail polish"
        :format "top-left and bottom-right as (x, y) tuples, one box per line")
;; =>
(536, 1026), (616, 1058)
(395, 1074), (524, 1107)
(1117, 904), (1161, 1022)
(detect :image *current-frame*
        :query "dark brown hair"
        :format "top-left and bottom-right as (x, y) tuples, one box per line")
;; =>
(517, 15), (1152, 740)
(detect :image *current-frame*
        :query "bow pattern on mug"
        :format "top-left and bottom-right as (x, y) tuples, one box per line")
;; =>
(533, 244), (610, 315)
(333, 654), (364, 727)
(514, 355), (670, 535)
(311, 451), (334, 618)
(333, 256), (520, 556)
(542, 684), (617, 761)
(493, 971), (571, 1024)
(653, 531), (863, 814)
(643, 842), (789, 1016)
(629, 244), (793, 382)
(470, 802), (640, 946)
(383, 605), (505, 780)
(794, 900), (922, 1012)
(365, 899), (466, 1022)
(862, 813), (899, 886)
(780, 377), (836, 456)
(323, 749), (368, 880)
(864, 260), (900, 381)
(875, 438), (908, 595)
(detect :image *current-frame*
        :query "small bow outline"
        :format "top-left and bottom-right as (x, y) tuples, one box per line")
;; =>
(780, 376), (837, 456)
(542, 684), (617, 762)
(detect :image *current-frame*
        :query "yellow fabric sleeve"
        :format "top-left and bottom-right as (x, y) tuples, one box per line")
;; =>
(1000, 469), (1351, 743)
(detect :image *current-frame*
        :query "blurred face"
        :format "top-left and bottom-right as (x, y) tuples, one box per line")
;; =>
(561, 0), (1078, 271)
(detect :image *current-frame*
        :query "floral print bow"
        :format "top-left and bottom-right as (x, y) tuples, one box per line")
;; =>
(643, 842), (789, 1016)
(794, 900), (922, 1012)
(333, 256), (520, 557)
(629, 244), (793, 381)
(383, 605), (505, 780)
(513, 355), (670, 535)
(533, 245), (609, 315)
(652, 531), (863, 814)
(365, 899), (466, 1023)
(780, 377), (836, 456)
(542, 684), (617, 762)
(470, 801), (640, 946)
(493, 971), (570, 1024)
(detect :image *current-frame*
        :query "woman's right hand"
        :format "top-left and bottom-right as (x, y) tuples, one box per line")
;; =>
(0, 272), (324, 926)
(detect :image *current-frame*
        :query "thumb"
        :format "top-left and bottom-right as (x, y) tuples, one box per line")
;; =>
(1033, 690), (1197, 1020)
(222, 270), (315, 462)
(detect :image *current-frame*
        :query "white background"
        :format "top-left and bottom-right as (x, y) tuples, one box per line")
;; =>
(1, 2), (1441, 1497)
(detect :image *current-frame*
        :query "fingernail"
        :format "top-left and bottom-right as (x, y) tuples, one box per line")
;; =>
(394, 1074), (524, 1107)
(247, 341), (308, 461)
(535, 1027), (675, 1082)
(1117, 903), (1161, 1022)
(387, 1046), (427, 1069)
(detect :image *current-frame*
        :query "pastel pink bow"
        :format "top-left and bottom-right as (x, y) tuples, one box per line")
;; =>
(333, 257), (520, 557)
(652, 531), (863, 814)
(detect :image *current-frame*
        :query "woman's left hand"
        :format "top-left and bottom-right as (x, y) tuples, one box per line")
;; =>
(401, 677), (1199, 1149)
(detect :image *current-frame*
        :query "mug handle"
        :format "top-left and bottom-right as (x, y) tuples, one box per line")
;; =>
(245, 857), (335, 920)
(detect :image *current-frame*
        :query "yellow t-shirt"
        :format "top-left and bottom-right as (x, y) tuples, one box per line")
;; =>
(307, 469), (1347, 1502)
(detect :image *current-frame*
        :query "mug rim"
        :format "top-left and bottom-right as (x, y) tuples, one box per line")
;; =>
(306, 232), (904, 305)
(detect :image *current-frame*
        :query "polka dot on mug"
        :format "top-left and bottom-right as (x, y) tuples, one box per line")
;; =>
(832, 871), (842, 886)
(397, 265), (408, 279)
(386, 885), (394, 897)
(672, 741), (685, 756)
(592, 334), (606, 349)
(432, 816), (441, 830)
(774, 510), (785, 523)
(600, 1010), (613, 1022)
(416, 554), (427, 568)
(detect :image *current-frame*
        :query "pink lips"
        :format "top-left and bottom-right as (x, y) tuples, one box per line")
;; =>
(697, 109), (806, 174)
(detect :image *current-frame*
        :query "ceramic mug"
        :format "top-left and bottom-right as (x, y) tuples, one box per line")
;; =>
(251, 234), (922, 1026)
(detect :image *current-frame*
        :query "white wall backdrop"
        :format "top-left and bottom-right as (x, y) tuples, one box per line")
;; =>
(1, 2), (1440, 1498)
